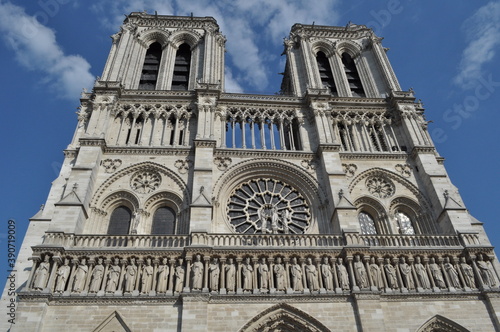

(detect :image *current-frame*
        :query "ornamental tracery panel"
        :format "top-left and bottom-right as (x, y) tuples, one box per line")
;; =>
(227, 178), (311, 234)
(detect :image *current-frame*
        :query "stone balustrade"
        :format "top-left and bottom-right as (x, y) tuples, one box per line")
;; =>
(42, 232), (479, 250)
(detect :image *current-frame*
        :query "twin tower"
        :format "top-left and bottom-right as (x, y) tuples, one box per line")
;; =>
(6, 12), (500, 332)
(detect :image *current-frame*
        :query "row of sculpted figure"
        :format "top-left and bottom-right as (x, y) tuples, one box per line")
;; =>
(28, 252), (498, 295)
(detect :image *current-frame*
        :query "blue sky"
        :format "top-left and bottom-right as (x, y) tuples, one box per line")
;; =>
(0, 0), (499, 278)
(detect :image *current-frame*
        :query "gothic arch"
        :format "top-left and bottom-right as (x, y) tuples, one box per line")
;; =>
(213, 158), (329, 232)
(336, 40), (362, 58)
(311, 39), (336, 57)
(91, 161), (190, 208)
(169, 29), (203, 49)
(137, 28), (170, 48)
(354, 196), (391, 234)
(348, 167), (431, 211)
(239, 303), (330, 332)
(416, 315), (470, 332)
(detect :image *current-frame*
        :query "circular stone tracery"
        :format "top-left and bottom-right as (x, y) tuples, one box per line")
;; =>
(365, 176), (395, 199)
(130, 170), (161, 194)
(227, 178), (311, 234)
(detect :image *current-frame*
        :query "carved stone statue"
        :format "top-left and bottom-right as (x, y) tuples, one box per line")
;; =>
(477, 254), (497, 287)
(459, 257), (476, 288)
(398, 257), (414, 289)
(72, 258), (88, 293)
(384, 258), (398, 289)
(290, 257), (303, 292)
(242, 257), (254, 291)
(141, 258), (154, 294)
(225, 258), (236, 292)
(209, 258), (220, 292)
(124, 258), (138, 292)
(413, 256), (430, 289)
(156, 258), (169, 293)
(33, 255), (51, 291)
(337, 258), (350, 290)
(174, 259), (185, 293)
(89, 258), (104, 293)
(106, 258), (121, 293)
(55, 258), (71, 293)
(354, 255), (368, 289)
(274, 257), (286, 291)
(258, 258), (269, 291)
(443, 257), (461, 288)
(369, 257), (383, 289)
(429, 257), (446, 288)
(192, 254), (204, 290)
(321, 257), (333, 291)
(305, 258), (319, 291)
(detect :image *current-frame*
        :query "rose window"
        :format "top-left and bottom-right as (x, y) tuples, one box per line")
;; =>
(130, 170), (161, 194)
(227, 178), (311, 234)
(366, 177), (395, 198)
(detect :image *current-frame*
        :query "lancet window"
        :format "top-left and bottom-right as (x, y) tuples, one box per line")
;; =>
(342, 52), (365, 97)
(332, 111), (402, 153)
(395, 210), (416, 235)
(111, 104), (191, 147)
(107, 206), (132, 235)
(139, 42), (162, 90)
(358, 212), (377, 234)
(316, 51), (337, 95)
(224, 108), (301, 150)
(171, 43), (191, 90)
(151, 206), (176, 235)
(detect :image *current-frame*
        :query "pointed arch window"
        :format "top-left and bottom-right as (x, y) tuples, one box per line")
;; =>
(358, 211), (377, 234)
(151, 206), (176, 234)
(139, 42), (162, 90)
(107, 206), (132, 235)
(171, 43), (191, 91)
(395, 210), (415, 235)
(342, 52), (365, 97)
(316, 51), (337, 95)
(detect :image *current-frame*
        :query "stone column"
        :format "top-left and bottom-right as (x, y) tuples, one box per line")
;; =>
(203, 256), (210, 293)
(184, 258), (192, 293)
(100, 259), (110, 292)
(347, 257), (358, 292)
(219, 258), (226, 295)
(47, 257), (59, 293)
(236, 258), (242, 294)
(167, 259), (175, 295)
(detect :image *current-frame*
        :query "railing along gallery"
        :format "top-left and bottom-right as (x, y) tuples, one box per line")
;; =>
(41, 232), (480, 249)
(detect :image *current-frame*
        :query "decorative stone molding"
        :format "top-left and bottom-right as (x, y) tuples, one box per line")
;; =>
(102, 159), (122, 173)
(301, 159), (317, 173)
(365, 176), (395, 199)
(342, 163), (357, 178)
(214, 157), (232, 171)
(130, 170), (162, 194)
(174, 159), (191, 174)
(395, 163), (412, 178)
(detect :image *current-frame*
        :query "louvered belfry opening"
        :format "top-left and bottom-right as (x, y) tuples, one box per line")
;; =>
(171, 43), (191, 90)
(316, 51), (337, 95)
(342, 52), (365, 97)
(139, 42), (162, 90)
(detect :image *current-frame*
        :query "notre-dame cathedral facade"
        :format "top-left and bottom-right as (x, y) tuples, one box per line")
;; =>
(4, 12), (500, 331)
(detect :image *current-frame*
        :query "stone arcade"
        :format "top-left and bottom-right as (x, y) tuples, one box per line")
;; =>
(4, 12), (500, 332)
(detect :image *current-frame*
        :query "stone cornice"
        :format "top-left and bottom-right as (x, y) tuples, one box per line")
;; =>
(214, 148), (315, 160)
(104, 146), (191, 156)
(340, 152), (408, 160)
(194, 139), (217, 148)
(79, 138), (107, 151)
(127, 12), (218, 30)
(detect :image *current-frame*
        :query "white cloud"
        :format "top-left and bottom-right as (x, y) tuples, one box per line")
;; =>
(91, 0), (341, 92)
(454, 1), (500, 89)
(0, 2), (94, 99)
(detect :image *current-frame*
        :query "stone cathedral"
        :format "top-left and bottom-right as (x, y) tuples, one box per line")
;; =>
(5, 12), (500, 332)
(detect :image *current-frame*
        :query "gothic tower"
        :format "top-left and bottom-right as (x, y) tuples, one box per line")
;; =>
(4, 13), (500, 332)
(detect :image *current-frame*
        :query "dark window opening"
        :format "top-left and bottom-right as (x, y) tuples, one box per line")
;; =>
(171, 43), (191, 91)
(342, 52), (365, 97)
(139, 42), (162, 90)
(151, 207), (176, 234)
(107, 206), (132, 235)
(316, 51), (337, 95)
